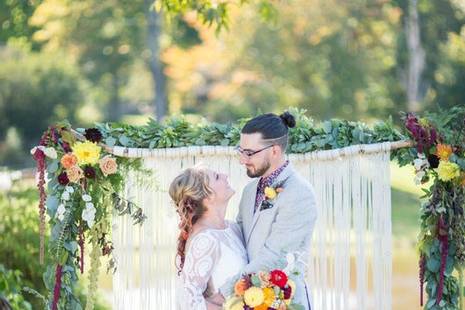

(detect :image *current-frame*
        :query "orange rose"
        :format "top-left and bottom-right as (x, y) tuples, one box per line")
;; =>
(66, 165), (83, 183)
(436, 144), (453, 161)
(234, 279), (250, 296)
(99, 156), (118, 176)
(61, 153), (78, 169)
(255, 304), (269, 310)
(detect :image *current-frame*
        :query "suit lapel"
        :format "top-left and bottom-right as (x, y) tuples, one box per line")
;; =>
(245, 163), (296, 244)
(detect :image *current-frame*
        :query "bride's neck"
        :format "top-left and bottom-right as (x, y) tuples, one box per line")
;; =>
(197, 204), (227, 229)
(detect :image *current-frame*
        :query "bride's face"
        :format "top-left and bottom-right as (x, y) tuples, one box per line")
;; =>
(205, 169), (235, 203)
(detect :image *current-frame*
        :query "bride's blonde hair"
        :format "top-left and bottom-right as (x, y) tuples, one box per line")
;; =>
(169, 167), (212, 274)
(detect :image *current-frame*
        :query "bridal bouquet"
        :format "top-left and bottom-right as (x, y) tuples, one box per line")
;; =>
(224, 269), (304, 310)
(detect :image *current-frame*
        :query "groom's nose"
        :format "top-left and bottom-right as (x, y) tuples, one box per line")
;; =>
(239, 156), (248, 165)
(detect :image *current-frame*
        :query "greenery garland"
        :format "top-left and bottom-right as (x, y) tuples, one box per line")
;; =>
(93, 108), (407, 155)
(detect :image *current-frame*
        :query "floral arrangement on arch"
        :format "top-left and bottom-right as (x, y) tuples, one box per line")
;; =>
(401, 106), (465, 309)
(31, 123), (147, 310)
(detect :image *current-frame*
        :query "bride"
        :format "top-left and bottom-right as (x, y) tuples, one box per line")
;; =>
(169, 166), (247, 309)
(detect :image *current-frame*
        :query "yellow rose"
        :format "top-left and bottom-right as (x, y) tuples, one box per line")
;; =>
(99, 156), (118, 176)
(72, 141), (101, 165)
(223, 296), (244, 310)
(264, 187), (277, 199)
(436, 161), (460, 182)
(244, 287), (264, 307)
(66, 165), (84, 183)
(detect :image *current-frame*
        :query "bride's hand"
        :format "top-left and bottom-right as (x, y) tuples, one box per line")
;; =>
(207, 301), (222, 310)
(207, 292), (225, 305)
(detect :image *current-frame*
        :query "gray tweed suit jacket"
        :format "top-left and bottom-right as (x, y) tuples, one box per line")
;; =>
(220, 163), (317, 309)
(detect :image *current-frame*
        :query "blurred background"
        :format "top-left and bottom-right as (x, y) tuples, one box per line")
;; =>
(1, 0), (464, 309)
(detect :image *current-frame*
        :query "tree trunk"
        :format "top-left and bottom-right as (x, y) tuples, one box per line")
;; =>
(108, 73), (121, 121)
(145, 0), (168, 122)
(406, 0), (425, 112)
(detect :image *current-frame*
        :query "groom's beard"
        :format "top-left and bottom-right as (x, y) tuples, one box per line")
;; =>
(246, 161), (271, 178)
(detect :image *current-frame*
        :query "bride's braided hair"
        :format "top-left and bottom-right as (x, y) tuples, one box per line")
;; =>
(169, 167), (212, 275)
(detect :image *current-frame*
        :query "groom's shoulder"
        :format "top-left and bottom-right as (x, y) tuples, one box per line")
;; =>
(287, 171), (314, 193)
(244, 179), (258, 191)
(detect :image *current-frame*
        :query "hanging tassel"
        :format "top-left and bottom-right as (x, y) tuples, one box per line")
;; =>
(79, 225), (85, 274)
(459, 267), (464, 310)
(52, 264), (63, 310)
(419, 254), (425, 306)
(32, 147), (47, 265)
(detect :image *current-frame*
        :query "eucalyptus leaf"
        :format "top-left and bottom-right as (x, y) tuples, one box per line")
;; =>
(47, 160), (59, 173)
(105, 136), (117, 147)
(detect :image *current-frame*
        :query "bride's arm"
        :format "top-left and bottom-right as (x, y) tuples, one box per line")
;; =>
(182, 233), (221, 310)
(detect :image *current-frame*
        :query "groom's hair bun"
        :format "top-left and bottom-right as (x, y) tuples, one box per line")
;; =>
(279, 111), (296, 128)
(241, 111), (295, 151)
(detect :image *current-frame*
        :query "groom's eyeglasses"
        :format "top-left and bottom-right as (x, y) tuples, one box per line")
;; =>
(234, 145), (274, 158)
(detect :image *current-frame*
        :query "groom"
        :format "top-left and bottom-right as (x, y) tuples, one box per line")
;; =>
(213, 112), (318, 309)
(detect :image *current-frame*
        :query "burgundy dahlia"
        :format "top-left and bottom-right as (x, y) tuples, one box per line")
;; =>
(427, 154), (440, 169)
(57, 172), (70, 185)
(283, 284), (292, 299)
(84, 166), (96, 179)
(84, 128), (103, 143)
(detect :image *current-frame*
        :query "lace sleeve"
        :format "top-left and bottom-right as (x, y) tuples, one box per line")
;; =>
(180, 231), (220, 310)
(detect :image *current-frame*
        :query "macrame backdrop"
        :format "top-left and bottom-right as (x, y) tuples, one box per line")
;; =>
(111, 142), (393, 310)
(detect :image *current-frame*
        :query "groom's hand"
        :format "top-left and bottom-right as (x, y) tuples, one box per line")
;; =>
(207, 293), (225, 306)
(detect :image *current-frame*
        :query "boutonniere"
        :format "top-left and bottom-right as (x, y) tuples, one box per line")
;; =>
(260, 179), (286, 211)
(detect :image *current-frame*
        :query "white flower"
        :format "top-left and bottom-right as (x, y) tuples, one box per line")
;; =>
(414, 170), (426, 185)
(44, 147), (57, 159)
(82, 194), (92, 202)
(65, 186), (74, 193)
(85, 202), (94, 209)
(61, 191), (70, 201)
(82, 205), (96, 228)
(56, 204), (66, 221)
(413, 153), (429, 172)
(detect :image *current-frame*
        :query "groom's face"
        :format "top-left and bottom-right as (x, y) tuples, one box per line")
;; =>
(238, 133), (272, 178)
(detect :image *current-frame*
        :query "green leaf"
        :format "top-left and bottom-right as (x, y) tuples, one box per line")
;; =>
(119, 135), (130, 146)
(426, 298), (436, 309)
(46, 195), (59, 217)
(47, 160), (59, 173)
(64, 241), (78, 254)
(105, 137), (116, 147)
(251, 274), (261, 287)
(427, 258), (441, 273)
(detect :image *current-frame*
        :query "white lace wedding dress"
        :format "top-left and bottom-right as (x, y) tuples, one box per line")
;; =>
(176, 221), (247, 309)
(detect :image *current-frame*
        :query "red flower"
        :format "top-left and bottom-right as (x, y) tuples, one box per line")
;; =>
(269, 269), (288, 288)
